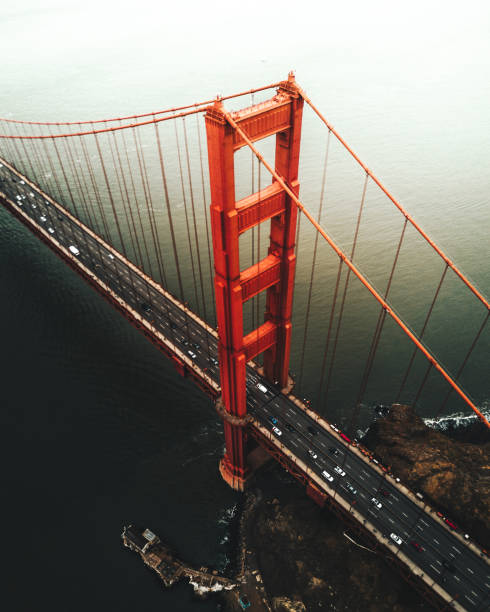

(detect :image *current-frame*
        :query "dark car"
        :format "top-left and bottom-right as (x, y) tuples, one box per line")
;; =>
(328, 446), (340, 456)
(410, 541), (424, 552)
(140, 302), (152, 313)
(307, 426), (317, 435)
(239, 594), (251, 609)
(380, 488), (390, 497)
(442, 560), (456, 572)
(285, 423), (295, 433)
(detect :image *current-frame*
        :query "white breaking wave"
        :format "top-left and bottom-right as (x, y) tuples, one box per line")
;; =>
(424, 405), (490, 431)
(189, 579), (236, 594)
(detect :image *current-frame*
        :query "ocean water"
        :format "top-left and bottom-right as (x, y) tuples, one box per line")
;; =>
(0, 1), (489, 609)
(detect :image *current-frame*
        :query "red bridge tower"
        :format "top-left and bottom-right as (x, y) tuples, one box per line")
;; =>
(205, 74), (304, 490)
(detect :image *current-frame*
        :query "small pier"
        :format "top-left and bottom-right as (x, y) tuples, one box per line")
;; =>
(122, 525), (237, 597)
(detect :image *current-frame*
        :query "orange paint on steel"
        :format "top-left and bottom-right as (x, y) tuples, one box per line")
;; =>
(0, 81), (282, 126)
(223, 108), (490, 428)
(295, 85), (490, 313)
(0, 107), (206, 140)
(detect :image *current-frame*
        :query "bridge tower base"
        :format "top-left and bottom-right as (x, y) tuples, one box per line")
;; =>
(205, 74), (304, 490)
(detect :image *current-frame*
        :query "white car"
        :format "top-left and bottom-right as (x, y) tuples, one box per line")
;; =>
(69, 245), (80, 256)
(330, 424), (339, 432)
(108, 253), (114, 260)
(40, 216), (47, 222)
(257, 383), (267, 393)
(371, 497), (382, 509)
(390, 533), (402, 546)
(334, 465), (346, 477)
(48, 227), (55, 234)
(322, 470), (334, 482)
(187, 350), (197, 359)
(308, 449), (318, 459)
(272, 426), (282, 437)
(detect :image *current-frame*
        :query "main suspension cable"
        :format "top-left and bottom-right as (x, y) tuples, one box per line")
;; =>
(223, 108), (489, 427)
(296, 84), (489, 313)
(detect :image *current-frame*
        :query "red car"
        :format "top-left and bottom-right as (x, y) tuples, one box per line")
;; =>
(411, 540), (424, 552)
(340, 433), (351, 443)
(445, 518), (457, 530)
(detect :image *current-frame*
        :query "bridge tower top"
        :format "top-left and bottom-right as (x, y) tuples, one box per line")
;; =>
(205, 74), (304, 490)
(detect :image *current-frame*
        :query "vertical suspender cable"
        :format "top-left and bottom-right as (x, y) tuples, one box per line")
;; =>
(174, 119), (201, 317)
(347, 217), (408, 434)
(298, 130), (331, 392)
(132, 127), (161, 277)
(107, 130), (141, 269)
(63, 136), (97, 233)
(183, 116), (207, 322)
(323, 172), (369, 407)
(154, 122), (185, 301)
(112, 126), (144, 269)
(317, 257), (343, 407)
(195, 113), (215, 326)
(94, 132), (128, 258)
(396, 262), (449, 401)
(119, 126), (155, 279)
(154, 120), (194, 342)
(134, 126), (168, 287)
(436, 310), (489, 418)
(79, 130), (112, 243)
(73, 133), (102, 239)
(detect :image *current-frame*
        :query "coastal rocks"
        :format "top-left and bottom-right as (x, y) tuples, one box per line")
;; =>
(248, 484), (428, 611)
(272, 596), (307, 611)
(363, 403), (490, 548)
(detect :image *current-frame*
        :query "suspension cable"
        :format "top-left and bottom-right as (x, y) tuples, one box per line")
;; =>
(174, 119), (201, 316)
(348, 217), (408, 434)
(119, 126), (155, 278)
(0, 107), (206, 140)
(323, 173), (369, 407)
(436, 310), (489, 418)
(195, 113), (215, 326)
(298, 130), (331, 392)
(223, 107), (490, 427)
(0, 81), (282, 126)
(296, 84), (489, 312)
(396, 262), (449, 401)
(134, 127), (168, 287)
(183, 117), (207, 322)
(110, 128), (144, 268)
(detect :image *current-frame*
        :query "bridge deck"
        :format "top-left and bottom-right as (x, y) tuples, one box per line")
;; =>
(1, 157), (488, 611)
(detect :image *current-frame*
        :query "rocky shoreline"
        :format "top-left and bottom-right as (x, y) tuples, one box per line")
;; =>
(220, 404), (489, 611)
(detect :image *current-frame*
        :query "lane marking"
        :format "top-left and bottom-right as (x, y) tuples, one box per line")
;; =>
(429, 564), (440, 574)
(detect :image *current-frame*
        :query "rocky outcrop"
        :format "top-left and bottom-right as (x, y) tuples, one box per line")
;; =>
(363, 404), (490, 548)
(248, 486), (428, 611)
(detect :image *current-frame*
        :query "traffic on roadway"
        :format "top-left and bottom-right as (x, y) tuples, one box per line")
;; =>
(1, 160), (488, 611)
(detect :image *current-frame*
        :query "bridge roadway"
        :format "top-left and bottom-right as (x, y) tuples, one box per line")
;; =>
(0, 158), (488, 611)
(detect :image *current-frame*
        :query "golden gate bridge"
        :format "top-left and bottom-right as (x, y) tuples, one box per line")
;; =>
(0, 74), (488, 611)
